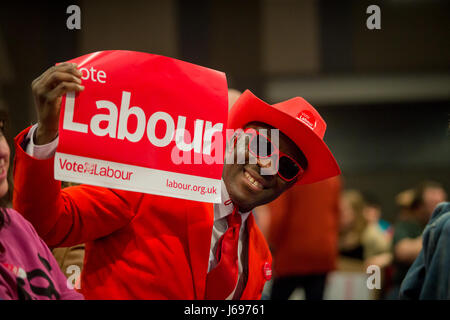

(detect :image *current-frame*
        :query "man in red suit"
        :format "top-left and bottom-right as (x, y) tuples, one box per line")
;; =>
(13, 63), (340, 299)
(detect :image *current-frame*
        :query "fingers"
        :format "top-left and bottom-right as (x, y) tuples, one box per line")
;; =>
(33, 63), (82, 90)
(45, 71), (82, 89)
(46, 81), (84, 102)
(42, 63), (82, 86)
(32, 63), (84, 103)
(54, 62), (83, 78)
(31, 63), (85, 141)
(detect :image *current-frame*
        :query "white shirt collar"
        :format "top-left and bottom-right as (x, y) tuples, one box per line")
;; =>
(215, 179), (251, 224)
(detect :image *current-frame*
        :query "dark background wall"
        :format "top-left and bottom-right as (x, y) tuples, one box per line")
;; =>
(0, 0), (448, 221)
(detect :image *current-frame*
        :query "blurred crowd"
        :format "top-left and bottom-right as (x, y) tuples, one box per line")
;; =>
(256, 177), (448, 300)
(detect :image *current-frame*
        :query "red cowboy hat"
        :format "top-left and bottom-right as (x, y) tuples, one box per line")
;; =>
(227, 90), (341, 185)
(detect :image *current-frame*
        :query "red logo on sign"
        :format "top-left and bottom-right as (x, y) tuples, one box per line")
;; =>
(263, 262), (272, 280)
(297, 110), (316, 130)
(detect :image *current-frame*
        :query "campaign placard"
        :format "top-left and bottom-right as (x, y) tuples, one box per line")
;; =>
(54, 50), (228, 203)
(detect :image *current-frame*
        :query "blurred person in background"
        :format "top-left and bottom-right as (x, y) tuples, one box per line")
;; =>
(360, 194), (393, 299)
(51, 182), (85, 290)
(380, 188), (415, 298)
(51, 243), (85, 290)
(361, 194), (393, 268)
(338, 190), (367, 261)
(261, 176), (341, 300)
(399, 201), (450, 299)
(0, 109), (83, 300)
(387, 181), (447, 299)
(395, 189), (416, 221)
(228, 88), (242, 110)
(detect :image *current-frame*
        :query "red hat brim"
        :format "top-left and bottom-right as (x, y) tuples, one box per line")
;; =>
(227, 90), (341, 185)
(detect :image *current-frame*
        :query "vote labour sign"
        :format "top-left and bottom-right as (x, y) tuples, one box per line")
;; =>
(55, 50), (228, 203)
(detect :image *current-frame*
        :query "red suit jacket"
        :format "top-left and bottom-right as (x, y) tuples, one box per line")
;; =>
(12, 127), (272, 299)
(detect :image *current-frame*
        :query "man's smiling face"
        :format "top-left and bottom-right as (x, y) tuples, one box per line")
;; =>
(222, 122), (307, 212)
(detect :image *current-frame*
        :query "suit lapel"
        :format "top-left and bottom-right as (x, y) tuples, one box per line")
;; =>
(186, 201), (214, 299)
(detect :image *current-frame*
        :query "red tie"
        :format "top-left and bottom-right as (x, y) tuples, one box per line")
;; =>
(205, 207), (242, 300)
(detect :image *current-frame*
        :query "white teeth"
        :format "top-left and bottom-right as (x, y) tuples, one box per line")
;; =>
(244, 171), (263, 189)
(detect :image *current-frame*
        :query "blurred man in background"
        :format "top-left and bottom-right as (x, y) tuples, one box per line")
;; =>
(399, 201), (450, 299)
(388, 181), (447, 299)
